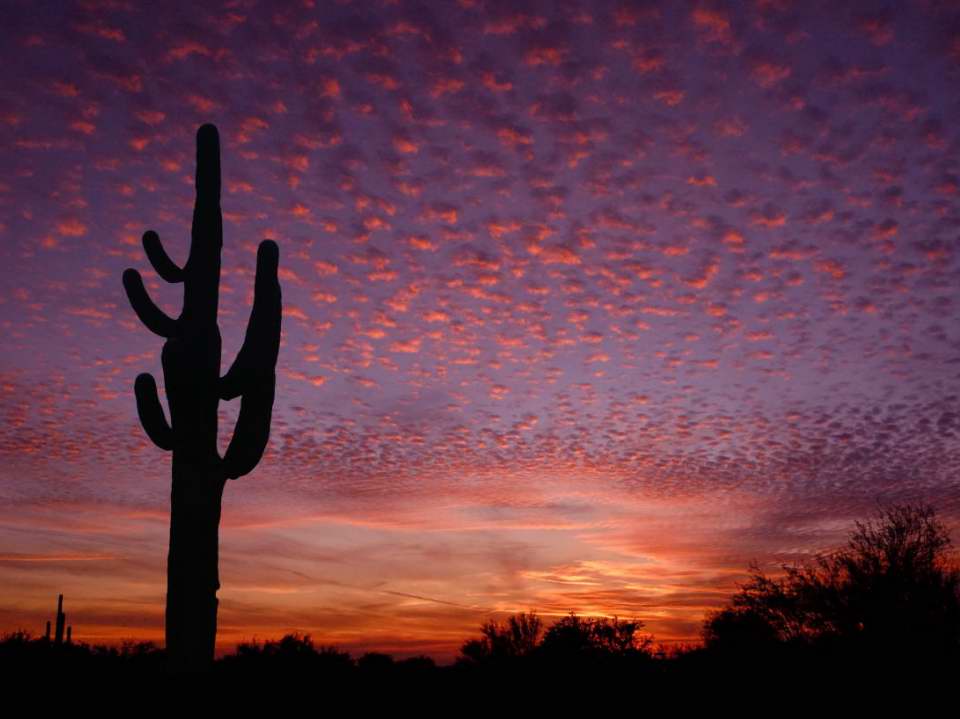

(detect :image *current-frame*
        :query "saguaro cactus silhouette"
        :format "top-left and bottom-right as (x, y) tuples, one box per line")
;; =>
(54, 593), (65, 644)
(123, 124), (282, 671)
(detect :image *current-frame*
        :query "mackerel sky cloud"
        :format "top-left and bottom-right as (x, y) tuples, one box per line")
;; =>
(2, 0), (960, 659)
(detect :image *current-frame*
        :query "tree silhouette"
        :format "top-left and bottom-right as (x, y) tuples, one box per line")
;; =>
(538, 612), (651, 661)
(703, 503), (960, 659)
(122, 124), (282, 672)
(459, 610), (652, 671)
(220, 633), (353, 676)
(459, 611), (543, 664)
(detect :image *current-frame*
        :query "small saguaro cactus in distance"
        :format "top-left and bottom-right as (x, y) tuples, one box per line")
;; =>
(54, 593), (65, 644)
(122, 124), (282, 672)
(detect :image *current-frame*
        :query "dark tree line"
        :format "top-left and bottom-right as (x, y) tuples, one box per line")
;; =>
(3, 503), (958, 681)
(457, 611), (653, 672)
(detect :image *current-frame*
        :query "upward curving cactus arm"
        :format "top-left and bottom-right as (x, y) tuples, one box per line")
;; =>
(134, 373), (173, 450)
(219, 239), (281, 478)
(122, 268), (178, 338)
(221, 377), (276, 479)
(220, 240), (282, 400)
(143, 230), (184, 283)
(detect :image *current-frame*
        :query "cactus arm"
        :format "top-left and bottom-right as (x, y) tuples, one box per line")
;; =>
(220, 239), (281, 477)
(134, 373), (173, 450)
(218, 367), (241, 403)
(220, 240), (282, 400)
(221, 376), (275, 479)
(122, 268), (178, 338)
(143, 230), (184, 283)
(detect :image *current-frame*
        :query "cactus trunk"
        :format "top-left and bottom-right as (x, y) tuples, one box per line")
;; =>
(123, 124), (282, 672)
(166, 468), (224, 670)
(54, 593), (65, 644)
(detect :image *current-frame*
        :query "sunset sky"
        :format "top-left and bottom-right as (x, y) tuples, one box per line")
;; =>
(2, 0), (960, 662)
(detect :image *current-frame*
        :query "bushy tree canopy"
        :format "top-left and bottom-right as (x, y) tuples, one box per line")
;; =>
(539, 613), (650, 659)
(460, 611), (543, 663)
(703, 504), (960, 657)
(459, 610), (651, 667)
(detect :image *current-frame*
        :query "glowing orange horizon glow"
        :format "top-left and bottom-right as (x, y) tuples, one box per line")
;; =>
(0, 481), (892, 662)
(3, 1), (960, 662)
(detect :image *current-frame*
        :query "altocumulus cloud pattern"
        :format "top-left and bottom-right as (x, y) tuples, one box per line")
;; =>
(0, 0), (959, 659)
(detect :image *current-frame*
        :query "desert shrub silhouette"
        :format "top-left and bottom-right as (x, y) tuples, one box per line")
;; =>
(220, 633), (353, 676)
(537, 612), (652, 670)
(459, 611), (543, 665)
(703, 503), (960, 665)
(122, 124), (282, 672)
(459, 610), (652, 676)
(0, 631), (165, 674)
